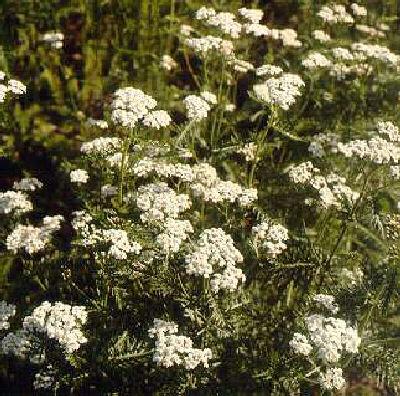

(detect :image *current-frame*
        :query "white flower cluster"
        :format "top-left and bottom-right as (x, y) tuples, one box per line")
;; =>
(33, 365), (59, 390)
(200, 91), (217, 104)
(101, 184), (118, 198)
(143, 110), (172, 129)
(1, 329), (33, 359)
(0, 73), (26, 102)
(0, 191), (33, 214)
(340, 268), (363, 287)
(160, 54), (178, 71)
(13, 177), (43, 192)
(111, 87), (170, 129)
(136, 182), (191, 223)
(238, 8), (263, 24)
(0, 301), (16, 330)
(6, 215), (63, 254)
(185, 228), (245, 292)
(377, 121), (400, 142)
(133, 158), (193, 182)
(350, 3), (368, 17)
(148, 318), (212, 369)
(337, 136), (400, 164)
(86, 117), (108, 129)
(288, 163), (360, 209)
(289, 332), (313, 356)
(312, 294), (339, 314)
(102, 229), (142, 260)
(351, 43), (400, 66)
(253, 73), (305, 110)
(252, 219), (289, 257)
(312, 30), (331, 42)
(250, 27), (301, 46)
(319, 367), (346, 390)
(256, 64), (283, 77)
(302, 52), (332, 69)
(156, 218), (193, 255)
(206, 11), (242, 38)
(81, 137), (121, 155)
(42, 31), (64, 48)
(308, 132), (339, 157)
(356, 24), (385, 37)
(23, 301), (88, 354)
(305, 314), (361, 362)
(237, 142), (258, 162)
(332, 47), (354, 61)
(290, 314), (361, 390)
(191, 176), (257, 207)
(229, 58), (254, 73)
(70, 169), (89, 184)
(317, 4), (354, 24)
(184, 94), (211, 121)
(185, 35), (234, 56)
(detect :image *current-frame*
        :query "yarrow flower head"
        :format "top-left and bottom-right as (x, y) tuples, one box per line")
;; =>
(22, 301), (88, 354)
(185, 228), (245, 292)
(184, 95), (211, 121)
(252, 219), (289, 257)
(148, 318), (212, 369)
(253, 73), (305, 110)
(0, 191), (33, 215)
(70, 169), (89, 184)
(13, 177), (43, 192)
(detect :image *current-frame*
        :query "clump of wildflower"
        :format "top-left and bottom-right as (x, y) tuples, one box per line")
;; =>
(252, 219), (289, 257)
(288, 163), (360, 209)
(42, 31), (64, 48)
(142, 110), (172, 129)
(86, 118), (108, 129)
(289, 332), (312, 356)
(70, 169), (89, 184)
(238, 142), (258, 162)
(351, 43), (400, 66)
(0, 191), (33, 215)
(238, 8), (263, 24)
(185, 228), (245, 292)
(81, 137), (121, 155)
(253, 73), (305, 110)
(312, 294), (339, 314)
(377, 121), (400, 142)
(255, 64), (283, 77)
(308, 132), (339, 157)
(229, 58), (254, 73)
(148, 318), (212, 369)
(184, 94), (211, 121)
(23, 301), (88, 354)
(102, 229), (142, 260)
(195, 7), (216, 21)
(13, 177), (43, 192)
(6, 215), (63, 254)
(205, 12), (242, 38)
(156, 218), (193, 255)
(0, 301), (16, 330)
(319, 367), (346, 390)
(350, 3), (367, 17)
(302, 52), (332, 69)
(200, 91), (217, 105)
(1, 329), (33, 359)
(136, 182), (191, 223)
(185, 36), (234, 56)
(111, 87), (157, 128)
(101, 184), (118, 198)
(33, 365), (59, 391)
(317, 4), (354, 24)
(160, 54), (178, 71)
(313, 30), (331, 42)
